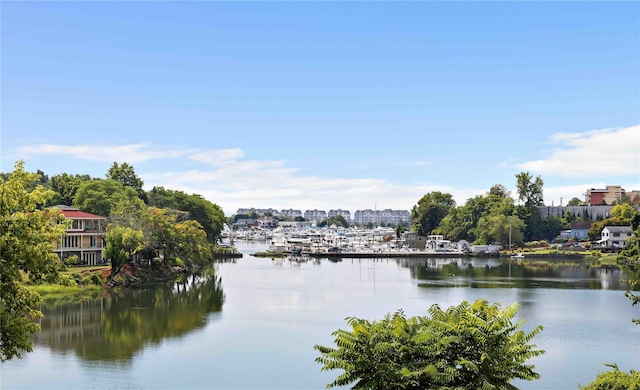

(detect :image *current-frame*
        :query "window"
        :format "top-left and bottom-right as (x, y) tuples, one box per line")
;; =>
(613, 233), (620, 237)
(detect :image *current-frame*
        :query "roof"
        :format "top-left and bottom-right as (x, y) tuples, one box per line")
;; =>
(58, 209), (106, 219)
(603, 226), (633, 233)
(571, 221), (592, 230)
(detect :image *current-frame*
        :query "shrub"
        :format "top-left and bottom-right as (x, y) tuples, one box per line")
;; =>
(90, 273), (103, 286)
(315, 299), (544, 390)
(64, 255), (79, 266)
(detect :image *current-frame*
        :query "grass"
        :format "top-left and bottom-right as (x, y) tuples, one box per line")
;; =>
(29, 283), (101, 295)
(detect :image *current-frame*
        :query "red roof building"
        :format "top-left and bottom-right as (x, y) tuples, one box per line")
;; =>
(52, 206), (107, 265)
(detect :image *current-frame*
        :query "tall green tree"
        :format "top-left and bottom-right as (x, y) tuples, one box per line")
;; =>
(515, 172), (544, 208)
(106, 162), (146, 201)
(514, 172), (545, 241)
(411, 192), (455, 236)
(0, 161), (66, 361)
(315, 299), (544, 390)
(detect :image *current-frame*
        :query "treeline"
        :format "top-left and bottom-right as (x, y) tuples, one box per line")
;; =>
(2, 160), (227, 274)
(411, 172), (640, 248)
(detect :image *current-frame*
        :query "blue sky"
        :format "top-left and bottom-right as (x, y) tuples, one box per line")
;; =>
(2, 1), (639, 216)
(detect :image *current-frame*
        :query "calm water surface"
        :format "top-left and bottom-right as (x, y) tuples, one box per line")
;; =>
(2, 240), (639, 389)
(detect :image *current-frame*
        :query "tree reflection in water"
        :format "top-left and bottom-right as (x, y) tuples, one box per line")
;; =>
(34, 264), (224, 362)
(395, 257), (638, 290)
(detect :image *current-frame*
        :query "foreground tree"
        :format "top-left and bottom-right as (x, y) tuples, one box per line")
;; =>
(315, 299), (544, 390)
(0, 161), (66, 361)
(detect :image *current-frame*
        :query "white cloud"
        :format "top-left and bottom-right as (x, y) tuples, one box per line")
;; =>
(188, 149), (246, 166)
(17, 143), (195, 163)
(515, 125), (640, 178)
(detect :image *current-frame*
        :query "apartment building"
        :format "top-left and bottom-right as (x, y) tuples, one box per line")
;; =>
(328, 209), (351, 222)
(304, 209), (327, 223)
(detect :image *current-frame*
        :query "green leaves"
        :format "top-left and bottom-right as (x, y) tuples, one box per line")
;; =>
(315, 299), (544, 390)
(1, 161), (67, 361)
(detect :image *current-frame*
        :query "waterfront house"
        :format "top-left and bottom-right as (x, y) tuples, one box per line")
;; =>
(53, 205), (106, 265)
(567, 221), (592, 240)
(599, 226), (633, 248)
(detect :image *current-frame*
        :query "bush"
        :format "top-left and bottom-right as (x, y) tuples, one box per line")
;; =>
(64, 255), (79, 266)
(90, 273), (103, 286)
(57, 274), (78, 288)
(315, 299), (544, 390)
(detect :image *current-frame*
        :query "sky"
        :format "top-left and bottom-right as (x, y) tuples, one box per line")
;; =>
(2, 1), (639, 216)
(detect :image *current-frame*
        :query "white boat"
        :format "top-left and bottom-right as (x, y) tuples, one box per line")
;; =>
(510, 252), (525, 260)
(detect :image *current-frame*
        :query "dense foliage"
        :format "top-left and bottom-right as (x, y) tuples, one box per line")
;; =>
(315, 299), (544, 390)
(0, 161), (66, 361)
(579, 365), (640, 390)
(411, 191), (456, 237)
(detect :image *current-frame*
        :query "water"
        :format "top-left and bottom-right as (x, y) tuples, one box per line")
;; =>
(2, 240), (639, 389)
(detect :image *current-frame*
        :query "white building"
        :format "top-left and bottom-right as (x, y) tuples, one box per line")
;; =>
(599, 226), (633, 248)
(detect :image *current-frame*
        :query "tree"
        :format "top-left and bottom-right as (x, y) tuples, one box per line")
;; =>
(475, 215), (525, 247)
(105, 225), (144, 280)
(106, 162), (145, 201)
(438, 189), (515, 242)
(579, 364), (640, 390)
(567, 197), (582, 206)
(49, 173), (92, 206)
(323, 215), (349, 228)
(515, 172), (544, 208)
(611, 203), (638, 220)
(488, 183), (511, 198)
(73, 179), (138, 217)
(411, 192), (455, 236)
(315, 299), (544, 390)
(147, 187), (225, 242)
(0, 161), (66, 361)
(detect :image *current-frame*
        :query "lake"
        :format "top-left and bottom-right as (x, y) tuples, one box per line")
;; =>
(2, 240), (639, 389)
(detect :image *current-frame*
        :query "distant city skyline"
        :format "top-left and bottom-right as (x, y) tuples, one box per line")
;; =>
(2, 2), (638, 216)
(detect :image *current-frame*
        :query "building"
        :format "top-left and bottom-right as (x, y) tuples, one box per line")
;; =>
(599, 226), (633, 248)
(353, 209), (411, 226)
(328, 209), (351, 222)
(279, 209), (303, 219)
(53, 205), (106, 266)
(560, 221), (592, 240)
(304, 209), (327, 223)
(404, 232), (426, 250)
(585, 186), (625, 205)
